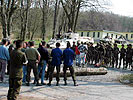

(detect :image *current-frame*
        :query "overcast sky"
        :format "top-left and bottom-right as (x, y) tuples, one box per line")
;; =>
(109, 0), (133, 17)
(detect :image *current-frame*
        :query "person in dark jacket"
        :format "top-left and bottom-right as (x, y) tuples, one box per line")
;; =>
(48, 43), (63, 86)
(63, 42), (78, 86)
(119, 44), (126, 69)
(37, 41), (49, 85)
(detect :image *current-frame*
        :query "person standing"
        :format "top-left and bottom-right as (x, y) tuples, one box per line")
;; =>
(46, 44), (52, 80)
(48, 43), (62, 86)
(112, 44), (119, 68)
(63, 42), (78, 86)
(7, 40), (16, 75)
(78, 42), (87, 66)
(119, 44), (126, 69)
(37, 41), (49, 85)
(125, 44), (133, 70)
(0, 39), (10, 82)
(7, 40), (28, 100)
(25, 41), (41, 86)
(21, 42), (27, 83)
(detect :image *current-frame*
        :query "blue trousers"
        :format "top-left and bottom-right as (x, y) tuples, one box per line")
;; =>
(38, 60), (47, 83)
(22, 66), (27, 82)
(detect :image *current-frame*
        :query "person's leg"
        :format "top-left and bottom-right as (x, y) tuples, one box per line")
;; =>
(32, 61), (39, 85)
(63, 65), (67, 85)
(12, 78), (22, 100)
(56, 66), (60, 86)
(7, 78), (14, 100)
(69, 66), (78, 86)
(119, 56), (122, 68)
(0, 60), (7, 82)
(22, 66), (27, 83)
(26, 63), (32, 86)
(115, 56), (118, 68)
(48, 66), (55, 86)
(41, 60), (47, 84)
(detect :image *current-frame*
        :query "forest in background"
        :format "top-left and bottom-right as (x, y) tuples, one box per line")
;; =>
(0, 0), (133, 40)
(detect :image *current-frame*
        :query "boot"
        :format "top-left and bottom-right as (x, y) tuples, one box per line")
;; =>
(74, 81), (78, 86)
(36, 81), (41, 86)
(47, 81), (51, 86)
(56, 81), (59, 86)
(64, 81), (67, 86)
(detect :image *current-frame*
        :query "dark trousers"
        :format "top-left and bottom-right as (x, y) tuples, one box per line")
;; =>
(46, 61), (52, 80)
(126, 57), (132, 68)
(49, 65), (60, 82)
(63, 65), (76, 82)
(112, 56), (118, 68)
(7, 78), (22, 100)
(0, 59), (7, 82)
(119, 56), (125, 67)
(26, 60), (39, 83)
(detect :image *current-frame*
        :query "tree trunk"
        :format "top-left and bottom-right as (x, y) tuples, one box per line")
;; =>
(52, 0), (59, 39)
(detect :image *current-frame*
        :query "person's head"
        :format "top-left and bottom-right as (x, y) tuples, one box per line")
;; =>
(29, 41), (34, 47)
(81, 42), (83, 45)
(73, 41), (75, 45)
(122, 44), (124, 48)
(42, 41), (46, 47)
(23, 42), (27, 48)
(67, 42), (71, 48)
(2, 38), (8, 46)
(16, 40), (23, 49)
(47, 44), (50, 48)
(129, 44), (132, 48)
(56, 42), (60, 48)
(114, 43), (117, 47)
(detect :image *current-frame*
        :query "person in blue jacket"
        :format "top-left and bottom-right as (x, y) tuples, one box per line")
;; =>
(63, 42), (78, 86)
(48, 42), (62, 86)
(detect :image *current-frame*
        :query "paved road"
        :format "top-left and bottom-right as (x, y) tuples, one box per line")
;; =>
(0, 68), (133, 100)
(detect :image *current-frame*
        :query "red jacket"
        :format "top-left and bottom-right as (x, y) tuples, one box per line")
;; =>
(75, 46), (80, 55)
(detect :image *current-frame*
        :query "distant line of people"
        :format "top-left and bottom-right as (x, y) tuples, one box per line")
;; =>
(71, 41), (133, 70)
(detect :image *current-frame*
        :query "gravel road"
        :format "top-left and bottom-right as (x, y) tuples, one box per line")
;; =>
(0, 67), (133, 100)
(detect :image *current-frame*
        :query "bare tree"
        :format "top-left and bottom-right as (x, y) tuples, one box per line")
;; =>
(20, 0), (31, 41)
(0, 0), (20, 38)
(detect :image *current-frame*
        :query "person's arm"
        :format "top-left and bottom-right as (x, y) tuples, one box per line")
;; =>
(5, 48), (10, 61)
(23, 54), (28, 65)
(36, 49), (41, 63)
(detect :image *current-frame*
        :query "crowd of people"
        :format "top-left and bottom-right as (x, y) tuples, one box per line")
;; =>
(0, 39), (78, 100)
(71, 41), (133, 70)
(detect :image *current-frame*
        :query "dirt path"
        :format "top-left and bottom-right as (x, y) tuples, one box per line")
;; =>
(0, 68), (133, 100)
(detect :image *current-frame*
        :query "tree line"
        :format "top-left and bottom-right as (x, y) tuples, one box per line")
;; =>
(0, 0), (132, 41)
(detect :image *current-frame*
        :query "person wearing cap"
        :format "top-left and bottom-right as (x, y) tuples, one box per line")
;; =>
(119, 44), (126, 69)
(63, 42), (78, 86)
(0, 39), (10, 82)
(7, 40), (28, 100)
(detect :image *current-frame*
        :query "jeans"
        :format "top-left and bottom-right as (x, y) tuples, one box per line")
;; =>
(22, 66), (27, 82)
(38, 60), (47, 83)
(80, 53), (85, 64)
(76, 55), (80, 65)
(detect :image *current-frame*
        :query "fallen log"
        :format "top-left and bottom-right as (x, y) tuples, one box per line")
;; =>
(45, 67), (107, 77)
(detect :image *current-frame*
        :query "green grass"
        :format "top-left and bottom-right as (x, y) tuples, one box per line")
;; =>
(121, 74), (133, 83)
